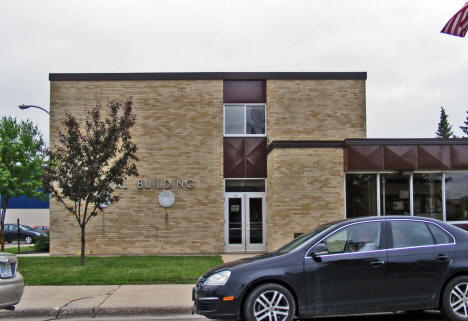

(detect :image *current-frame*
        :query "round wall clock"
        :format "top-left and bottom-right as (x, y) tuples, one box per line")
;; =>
(158, 190), (175, 208)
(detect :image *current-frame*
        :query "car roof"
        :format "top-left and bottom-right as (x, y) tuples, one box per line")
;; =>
(338, 215), (447, 226)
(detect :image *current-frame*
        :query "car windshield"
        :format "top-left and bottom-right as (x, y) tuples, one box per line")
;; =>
(20, 225), (33, 231)
(274, 221), (339, 254)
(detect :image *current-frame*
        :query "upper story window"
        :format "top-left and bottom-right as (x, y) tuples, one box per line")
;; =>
(224, 104), (266, 136)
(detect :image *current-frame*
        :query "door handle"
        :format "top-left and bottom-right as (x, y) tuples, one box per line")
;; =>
(437, 254), (449, 262)
(369, 259), (385, 268)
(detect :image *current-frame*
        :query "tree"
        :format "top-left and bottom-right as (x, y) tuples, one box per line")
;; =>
(0, 117), (46, 251)
(43, 99), (138, 265)
(460, 111), (468, 136)
(435, 107), (454, 138)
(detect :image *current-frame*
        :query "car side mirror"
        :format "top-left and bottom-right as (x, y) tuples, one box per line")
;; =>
(310, 243), (328, 261)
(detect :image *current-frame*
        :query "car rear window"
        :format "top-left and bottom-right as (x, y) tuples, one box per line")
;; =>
(427, 223), (453, 244)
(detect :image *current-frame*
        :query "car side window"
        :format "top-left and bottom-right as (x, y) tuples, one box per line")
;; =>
(427, 223), (453, 244)
(321, 222), (381, 254)
(391, 221), (435, 248)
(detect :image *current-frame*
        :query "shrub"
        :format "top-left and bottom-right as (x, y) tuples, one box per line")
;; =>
(33, 235), (49, 252)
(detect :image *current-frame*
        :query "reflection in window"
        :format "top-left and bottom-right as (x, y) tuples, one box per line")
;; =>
(446, 172), (468, 221)
(346, 174), (377, 218)
(225, 180), (265, 193)
(391, 221), (434, 248)
(323, 222), (381, 254)
(380, 173), (410, 215)
(246, 105), (265, 134)
(224, 105), (244, 135)
(414, 173), (442, 220)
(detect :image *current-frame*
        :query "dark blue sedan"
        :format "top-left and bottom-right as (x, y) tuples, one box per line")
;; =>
(193, 216), (468, 321)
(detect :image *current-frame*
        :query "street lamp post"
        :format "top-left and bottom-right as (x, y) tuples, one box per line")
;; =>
(18, 104), (50, 115)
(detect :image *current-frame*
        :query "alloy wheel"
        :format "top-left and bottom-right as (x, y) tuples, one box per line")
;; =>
(450, 282), (468, 318)
(253, 290), (290, 321)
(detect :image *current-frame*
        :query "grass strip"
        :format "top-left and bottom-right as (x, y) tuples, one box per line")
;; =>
(18, 255), (223, 286)
(4, 246), (36, 254)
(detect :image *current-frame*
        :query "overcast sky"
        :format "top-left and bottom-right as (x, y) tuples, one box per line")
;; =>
(1, 0), (467, 144)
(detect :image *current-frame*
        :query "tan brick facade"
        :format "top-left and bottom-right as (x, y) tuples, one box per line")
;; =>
(266, 148), (346, 251)
(267, 79), (366, 140)
(50, 80), (225, 255)
(49, 74), (366, 255)
(266, 79), (365, 250)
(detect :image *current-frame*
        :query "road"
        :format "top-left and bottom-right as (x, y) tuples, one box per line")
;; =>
(0, 310), (446, 321)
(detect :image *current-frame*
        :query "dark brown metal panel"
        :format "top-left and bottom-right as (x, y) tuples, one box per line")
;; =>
(451, 145), (468, 169)
(223, 80), (266, 103)
(224, 137), (267, 178)
(453, 224), (468, 231)
(245, 138), (267, 178)
(383, 145), (418, 170)
(417, 145), (451, 169)
(344, 145), (384, 171)
(224, 138), (245, 178)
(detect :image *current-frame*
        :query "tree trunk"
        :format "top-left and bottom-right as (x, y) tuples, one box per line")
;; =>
(80, 226), (86, 265)
(1, 197), (8, 252)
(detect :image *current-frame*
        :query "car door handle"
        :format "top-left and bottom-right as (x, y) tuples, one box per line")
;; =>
(437, 254), (449, 262)
(369, 259), (385, 268)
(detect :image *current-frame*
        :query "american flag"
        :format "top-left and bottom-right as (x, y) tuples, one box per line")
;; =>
(441, 1), (468, 37)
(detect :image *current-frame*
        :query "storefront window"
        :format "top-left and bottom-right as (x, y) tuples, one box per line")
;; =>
(413, 173), (442, 220)
(446, 172), (468, 221)
(380, 173), (410, 215)
(346, 174), (377, 218)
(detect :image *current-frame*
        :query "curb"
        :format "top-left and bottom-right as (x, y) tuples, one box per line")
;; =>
(0, 306), (192, 319)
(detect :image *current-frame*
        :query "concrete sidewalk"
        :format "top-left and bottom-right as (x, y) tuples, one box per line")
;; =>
(0, 254), (257, 318)
(0, 284), (195, 318)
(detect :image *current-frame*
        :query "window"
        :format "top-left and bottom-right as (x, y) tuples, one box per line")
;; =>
(380, 173), (411, 215)
(446, 172), (468, 221)
(321, 222), (381, 254)
(427, 223), (453, 244)
(345, 171), (468, 222)
(346, 174), (377, 218)
(225, 179), (265, 192)
(413, 173), (442, 220)
(390, 221), (434, 248)
(224, 104), (266, 136)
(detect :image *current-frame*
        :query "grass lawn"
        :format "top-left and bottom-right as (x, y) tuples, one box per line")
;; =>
(4, 246), (36, 254)
(18, 255), (223, 286)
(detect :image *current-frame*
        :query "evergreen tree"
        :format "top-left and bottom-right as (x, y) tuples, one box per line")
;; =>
(460, 111), (468, 136)
(435, 107), (454, 138)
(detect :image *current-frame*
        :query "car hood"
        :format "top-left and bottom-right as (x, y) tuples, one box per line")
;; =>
(203, 253), (278, 277)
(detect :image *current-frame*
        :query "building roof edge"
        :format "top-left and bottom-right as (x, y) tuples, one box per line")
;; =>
(49, 72), (367, 81)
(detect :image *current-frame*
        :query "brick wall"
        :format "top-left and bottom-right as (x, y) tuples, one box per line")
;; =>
(49, 80), (224, 255)
(267, 148), (346, 251)
(266, 79), (365, 250)
(267, 79), (366, 140)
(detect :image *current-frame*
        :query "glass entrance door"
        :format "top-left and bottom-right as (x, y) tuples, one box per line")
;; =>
(224, 193), (266, 252)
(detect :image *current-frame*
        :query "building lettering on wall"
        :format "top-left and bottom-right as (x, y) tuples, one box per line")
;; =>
(137, 179), (195, 190)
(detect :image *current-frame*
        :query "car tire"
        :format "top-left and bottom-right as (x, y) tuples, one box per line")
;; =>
(243, 283), (295, 321)
(24, 236), (33, 244)
(442, 276), (468, 321)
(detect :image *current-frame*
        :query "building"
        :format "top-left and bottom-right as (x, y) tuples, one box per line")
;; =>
(1, 194), (49, 227)
(48, 72), (468, 255)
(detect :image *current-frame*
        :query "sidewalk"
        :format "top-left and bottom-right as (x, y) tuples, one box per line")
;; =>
(0, 254), (257, 318)
(0, 284), (195, 318)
